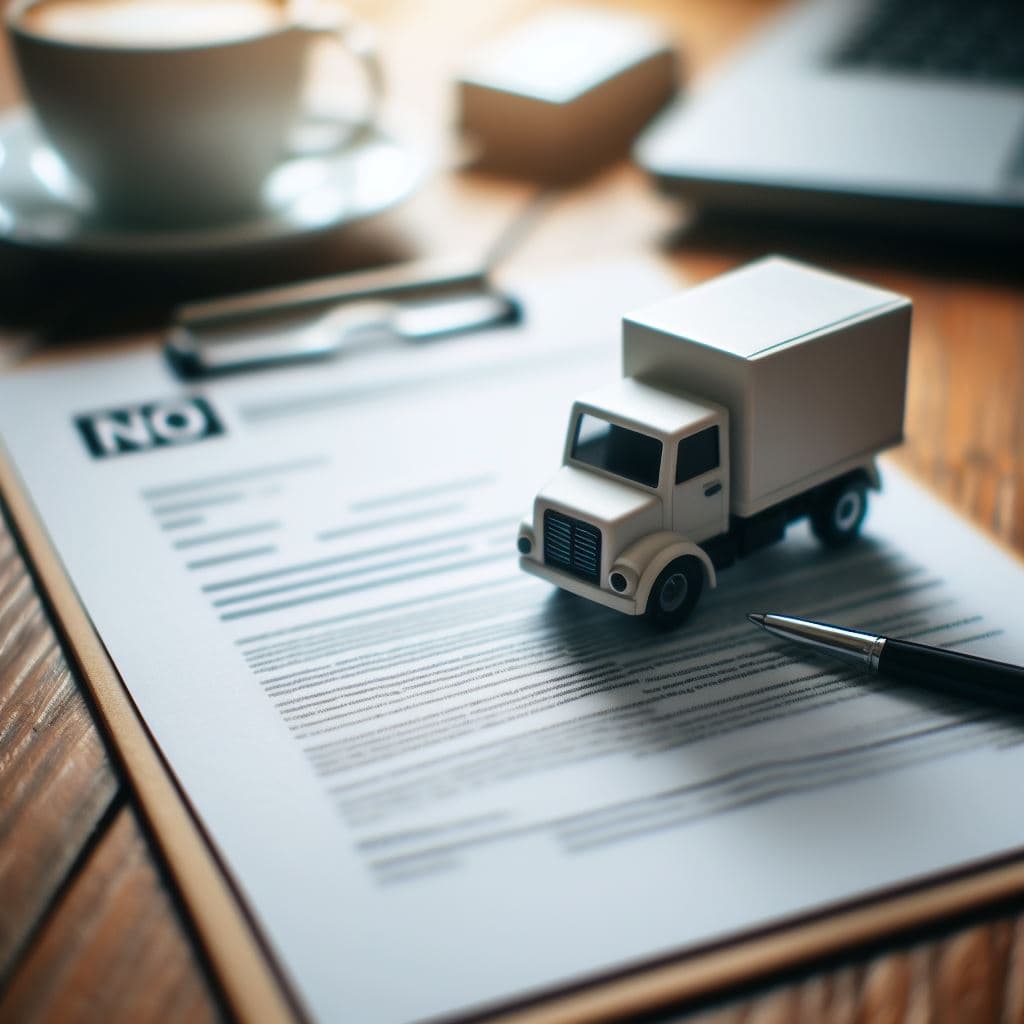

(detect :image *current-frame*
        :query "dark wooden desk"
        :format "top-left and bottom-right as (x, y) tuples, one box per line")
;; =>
(2, 2), (1023, 1021)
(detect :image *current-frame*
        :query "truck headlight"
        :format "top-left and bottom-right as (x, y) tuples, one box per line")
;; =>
(517, 523), (535, 555)
(608, 565), (637, 594)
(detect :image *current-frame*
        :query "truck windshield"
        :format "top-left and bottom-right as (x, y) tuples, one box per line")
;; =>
(571, 413), (662, 488)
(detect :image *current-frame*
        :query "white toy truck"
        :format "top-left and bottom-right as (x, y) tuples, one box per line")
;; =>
(518, 256), (911, 628)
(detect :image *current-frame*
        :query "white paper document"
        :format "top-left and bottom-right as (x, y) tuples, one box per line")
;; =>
(1, 261), (1023, 1023)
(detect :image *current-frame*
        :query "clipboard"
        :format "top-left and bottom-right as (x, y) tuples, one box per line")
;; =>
(6, 443), (1024, 1023)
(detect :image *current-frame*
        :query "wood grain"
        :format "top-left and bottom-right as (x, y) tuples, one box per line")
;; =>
(0, 519), (117, 979)
(894, 278), (1024, 551)
(668, 919), (1024, 1024)
(0, 803), (223, 1024)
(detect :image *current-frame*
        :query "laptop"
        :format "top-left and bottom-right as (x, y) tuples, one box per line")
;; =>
(634, 0), (1024, 239)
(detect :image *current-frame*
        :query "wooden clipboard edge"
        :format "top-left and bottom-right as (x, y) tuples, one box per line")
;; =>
(480, 851), (1024, 1024)
(5, 444), (1024, 1024)
(0, 445), (304, 1024)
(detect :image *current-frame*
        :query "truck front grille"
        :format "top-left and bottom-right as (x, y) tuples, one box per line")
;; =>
(543, 510), (601, 584)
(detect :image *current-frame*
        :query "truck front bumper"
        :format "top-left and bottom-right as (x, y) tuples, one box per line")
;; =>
(519, 557), (641, 616)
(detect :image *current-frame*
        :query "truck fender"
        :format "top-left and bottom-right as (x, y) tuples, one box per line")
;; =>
(615, 532), (717, 612)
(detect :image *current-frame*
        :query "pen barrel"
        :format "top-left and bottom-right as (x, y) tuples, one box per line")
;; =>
(879, 639), (1024, 712)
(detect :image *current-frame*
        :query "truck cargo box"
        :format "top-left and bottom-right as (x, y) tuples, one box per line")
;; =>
(622, 256), (911, 518)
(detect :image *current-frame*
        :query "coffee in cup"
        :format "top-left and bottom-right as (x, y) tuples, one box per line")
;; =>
(6, 0), (383, 225)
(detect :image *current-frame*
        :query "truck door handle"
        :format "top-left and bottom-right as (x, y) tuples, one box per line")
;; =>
(704, 481), (722, 497)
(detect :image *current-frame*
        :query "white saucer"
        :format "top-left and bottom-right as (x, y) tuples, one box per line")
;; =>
(0, 109), (425, 257)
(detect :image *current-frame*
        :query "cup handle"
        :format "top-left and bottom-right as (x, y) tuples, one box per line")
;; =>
(292, 8), (385, 155)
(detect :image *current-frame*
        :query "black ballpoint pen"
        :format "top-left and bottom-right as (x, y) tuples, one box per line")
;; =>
(747, 612), (1024, 712)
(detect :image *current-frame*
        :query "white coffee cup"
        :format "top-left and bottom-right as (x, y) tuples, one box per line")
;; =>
(6, 0), (383, 225)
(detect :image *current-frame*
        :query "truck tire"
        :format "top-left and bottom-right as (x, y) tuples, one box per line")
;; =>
(811, 476), (868, 547)
(645, 557), (703, 630)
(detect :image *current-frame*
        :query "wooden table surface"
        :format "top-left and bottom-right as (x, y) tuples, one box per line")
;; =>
(2, 2), (1023, 1021)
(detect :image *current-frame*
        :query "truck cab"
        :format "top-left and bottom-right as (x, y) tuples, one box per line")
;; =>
(518, 378), (726, 625)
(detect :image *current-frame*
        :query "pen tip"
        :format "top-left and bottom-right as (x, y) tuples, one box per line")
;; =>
(747, 612), (766, 628)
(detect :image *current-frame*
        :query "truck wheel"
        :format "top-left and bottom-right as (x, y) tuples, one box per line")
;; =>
(811, 477), (867, 547)
(645, 557), (703, 630)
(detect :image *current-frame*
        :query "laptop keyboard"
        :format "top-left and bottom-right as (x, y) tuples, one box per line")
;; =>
(832, 0), (1024, 87)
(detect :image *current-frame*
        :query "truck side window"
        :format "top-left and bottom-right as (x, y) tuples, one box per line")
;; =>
(676, 426), (719, 484)
(572, 413), (662, 488)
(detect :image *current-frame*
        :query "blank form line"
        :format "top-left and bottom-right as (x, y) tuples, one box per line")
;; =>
(241, 585), (536, 672)
(240, 382), (402, 423)
(282, 619), (580, 696)
(558, 729), (986, 854)
(141, 457), (328, 500)
(357, 813), (509, 853)
(220, 551), (509, 621)
(212, 545), (470, 608)
(160, 516), (204, 532)
(204, 517), (515, 593)
(286, 661), (623, 731)
(152, 491), (246, 517)
(349, 475), (494, 513)
(292, 664), (627, 740)
(357, 721), (978, 878)
(173, 522), (280, 550)
(317, 502), (463, 542)
(249, 595), (541, 679)
(237, 348), (585, 426)
(187, 546), (279, 570)
(312, 669), (841, 777)
(233, 575), (529, 647)
(260, 601), (551, 690)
